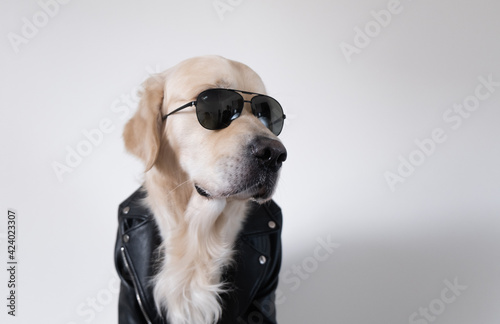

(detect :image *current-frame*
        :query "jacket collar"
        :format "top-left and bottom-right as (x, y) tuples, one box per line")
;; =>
(117, 187), (282, 323)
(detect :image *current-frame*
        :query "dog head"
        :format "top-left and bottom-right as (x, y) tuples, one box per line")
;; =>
(124, 56), (286, 203)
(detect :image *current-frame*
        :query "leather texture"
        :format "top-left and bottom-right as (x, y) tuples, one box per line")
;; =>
(114, 187), (283, 323)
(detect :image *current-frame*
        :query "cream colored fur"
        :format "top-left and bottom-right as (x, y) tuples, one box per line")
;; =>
(123, 56), (282, 324)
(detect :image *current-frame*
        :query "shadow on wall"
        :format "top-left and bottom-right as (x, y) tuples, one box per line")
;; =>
(276, 219), (500, 324)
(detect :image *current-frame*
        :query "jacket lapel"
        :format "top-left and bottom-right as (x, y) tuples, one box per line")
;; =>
(117, 188), (282, 323)
(219, 201), (282, 322)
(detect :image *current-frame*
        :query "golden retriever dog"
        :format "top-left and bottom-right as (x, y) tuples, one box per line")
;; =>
(119, 56), (287, 324)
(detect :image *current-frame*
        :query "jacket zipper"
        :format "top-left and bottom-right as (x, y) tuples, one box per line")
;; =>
(120, 246), (153, 324)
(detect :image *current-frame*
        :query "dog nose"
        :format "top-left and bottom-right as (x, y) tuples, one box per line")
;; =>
(251, 136), (287, 172)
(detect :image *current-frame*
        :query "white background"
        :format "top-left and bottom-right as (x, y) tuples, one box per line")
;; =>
(1, 0), (499, 323)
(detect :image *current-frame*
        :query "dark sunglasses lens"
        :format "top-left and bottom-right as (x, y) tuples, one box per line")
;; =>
(196, 89), (243, 130)
(251, 96), (285, 135)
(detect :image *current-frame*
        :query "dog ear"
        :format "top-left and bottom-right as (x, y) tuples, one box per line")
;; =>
(123, 74), (165, 171)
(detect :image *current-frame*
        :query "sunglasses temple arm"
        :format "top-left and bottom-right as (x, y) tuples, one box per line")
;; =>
(270, 114), (286, 126)
(162, 102), (195, 121)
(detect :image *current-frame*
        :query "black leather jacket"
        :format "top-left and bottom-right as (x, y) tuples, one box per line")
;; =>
(114, 188), (283, 323)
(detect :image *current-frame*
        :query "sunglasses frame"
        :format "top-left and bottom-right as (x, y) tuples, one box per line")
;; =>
(161, 88), (286, 135)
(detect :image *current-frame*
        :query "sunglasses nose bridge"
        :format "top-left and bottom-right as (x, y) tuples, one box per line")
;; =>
(240, 99), (253, 113)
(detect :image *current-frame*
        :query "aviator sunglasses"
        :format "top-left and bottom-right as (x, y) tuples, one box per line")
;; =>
(162, 88), (286, 136)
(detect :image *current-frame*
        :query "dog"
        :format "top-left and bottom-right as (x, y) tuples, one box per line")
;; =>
(118, 55), (287, 324)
